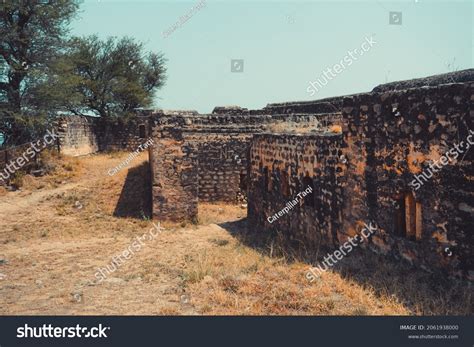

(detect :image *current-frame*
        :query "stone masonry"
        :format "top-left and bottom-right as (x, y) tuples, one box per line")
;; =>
(248, 76), (473, 281)
(148, 110), (343, 222)
(149, 69), (473, 281)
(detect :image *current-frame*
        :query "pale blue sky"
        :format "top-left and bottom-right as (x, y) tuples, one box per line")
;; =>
(72, 0), (473, 113)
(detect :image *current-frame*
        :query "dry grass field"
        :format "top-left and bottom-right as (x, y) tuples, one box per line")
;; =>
(0, 152), (471, 315)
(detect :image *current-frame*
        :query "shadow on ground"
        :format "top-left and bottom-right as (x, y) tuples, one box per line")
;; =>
(114, 161), (152, 219)
(219, 218), (472, 315)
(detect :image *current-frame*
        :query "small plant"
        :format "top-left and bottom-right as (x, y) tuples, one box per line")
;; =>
(10, 171), (24, 189)
(209, 238), (229, 247)
(183, 253), (212, 284)
(219, 276), (240, 293)
(140, 210), (150, 221)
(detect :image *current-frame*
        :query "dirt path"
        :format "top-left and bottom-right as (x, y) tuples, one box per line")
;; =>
(0, 153), (202, 314)
(0, 182), (80, 216)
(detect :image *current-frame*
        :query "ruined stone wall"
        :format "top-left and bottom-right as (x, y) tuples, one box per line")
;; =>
(247, 81), (473, 280)
(56, 115), (150, 156)
(149, 123), (198, 222)
(98, 117), (150, 152)
(196, 134), (249, 202)
(56, 116), (99, 156)
(339, 82), (473, 280)
(247, 133), (344, 249)
(149, 111), (343, 221)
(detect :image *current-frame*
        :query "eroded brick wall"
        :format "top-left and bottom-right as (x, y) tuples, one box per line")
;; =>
(247, 81), (473, 280)
(196, 135), (249, 202)
(56, 116), (99, 156)
(57, 115), (150, 156)
(339, 82), (473, 280)
(149, 122), (198, 222)
(247, 133), (344, 249)
(99, 117), (151, 152)
(149, 111), (344, 221)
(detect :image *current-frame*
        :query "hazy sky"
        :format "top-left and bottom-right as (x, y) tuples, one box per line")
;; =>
(71, 0), (473, 113)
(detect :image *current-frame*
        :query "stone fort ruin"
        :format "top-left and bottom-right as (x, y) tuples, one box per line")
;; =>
(21, 70), (473, 281)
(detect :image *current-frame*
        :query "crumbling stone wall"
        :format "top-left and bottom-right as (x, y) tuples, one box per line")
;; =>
(197, 135), (249, 202)
(56, 115), (150, 156)
(149, 110), (343, 221)
(247, 133), (344, 249)
(98, 116), (151, 152)
(149, 120), (198, 222)
(339, 82), (473, 280)
(248, 81), (473, 280)
(56, 116), (99, 156)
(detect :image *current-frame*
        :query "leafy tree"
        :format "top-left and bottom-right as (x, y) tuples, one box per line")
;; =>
(45, 35), (167, 119)
(0, 112), (49, 147)
(0, 0), (79, 112)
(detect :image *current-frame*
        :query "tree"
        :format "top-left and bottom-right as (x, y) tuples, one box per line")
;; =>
(47, 35), (167, 119)
(0, 0), (79, 112)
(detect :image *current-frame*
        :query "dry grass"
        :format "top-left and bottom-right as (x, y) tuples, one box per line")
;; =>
(0, 152), (471, 315)
(8, 150), (84, 192)
(266, 119), (342, 135)
(197, 203), (247, 225)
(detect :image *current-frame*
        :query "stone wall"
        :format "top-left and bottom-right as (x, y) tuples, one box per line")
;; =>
(149, 122), (198, 222)
(56, 116), (99, 156)
(248, 81), (473, 280)
(247, 133), (344, 249)
(99, 116), (151, 152)
(149, 110), (343, 221)
(339, 82), (473, 280)
(196, 135), (249, 202)
(56, 115), (150, 156)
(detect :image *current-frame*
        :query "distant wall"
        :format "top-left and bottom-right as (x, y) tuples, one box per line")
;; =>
(56, 115), (150, 156)
(99, 117), (151, 152)
(56, 116), (99, 156)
